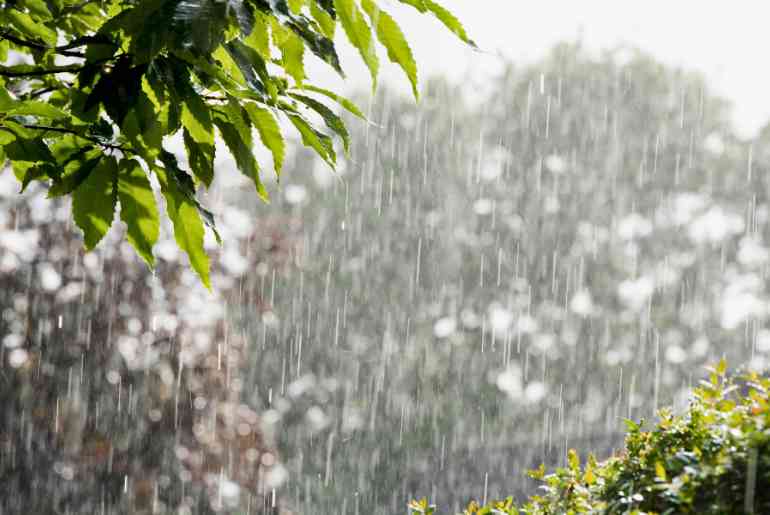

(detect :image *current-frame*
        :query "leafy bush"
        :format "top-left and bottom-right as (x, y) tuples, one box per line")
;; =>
(410, 362), (770, 514)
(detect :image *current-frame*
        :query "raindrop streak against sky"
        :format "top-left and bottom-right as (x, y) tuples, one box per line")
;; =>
(311, 0), (770, 139)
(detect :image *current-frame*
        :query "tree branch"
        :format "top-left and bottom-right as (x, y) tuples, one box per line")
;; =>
(28, 85), (67, 99)
(0, 64), (85, 77)
(0, 31), (85, 58)
(22, 124), (132, 154)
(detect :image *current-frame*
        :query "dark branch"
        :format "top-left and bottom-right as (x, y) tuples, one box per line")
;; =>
(22, 124), (132, 154)
(0, 64), (85, 77)
(28, 86), (66, 99)
(0, 31), (85, 58)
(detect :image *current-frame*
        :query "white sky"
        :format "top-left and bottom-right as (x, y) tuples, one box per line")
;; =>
(308, 1), (770, 139)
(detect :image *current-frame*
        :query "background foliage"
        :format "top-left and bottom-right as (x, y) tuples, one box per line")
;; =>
(232, 43), (770, 513)
(0, 0), (472, 287)
(410, 364), (770, 514)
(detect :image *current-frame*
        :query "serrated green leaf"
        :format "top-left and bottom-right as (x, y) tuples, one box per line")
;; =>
(244, 11), (271, 59)
(181, 94), (215, 146)
(288, 113), (336, 167)
(290, 93), (350, 152)
(281, 30), (306, 85)
(72, 156), (117, 250)
(4, 9), (57, 45)
(243, 103), (285, 176)
(24, 0), (53, 21)
(183, 128), (215, 187)
(361, 0), (419, 99)
(295, 85), (365, 119)
(310, 2), (336, 39)
(287, 0), (305, 14)
(213, 113), (269, 201)
(334, 0), (378, 89)
(121, 90), (162, 161)
(397, 0), (474, 45)
(0, 87), (16, 111)
(4, 136), (54, 162)
(0, 128), (16, 145)
(9, 100), (67, 119)
(118, 159), (159, 267)
(48, 154), (102, 197)
(423, 0), (474, 46)
(13, 162), (49, 191)
(155, 163), (211, 289)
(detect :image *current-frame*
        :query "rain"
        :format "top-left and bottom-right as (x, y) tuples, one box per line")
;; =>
(3, 8), (770, 515)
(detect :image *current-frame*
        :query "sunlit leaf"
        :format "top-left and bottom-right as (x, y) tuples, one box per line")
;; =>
(361, 0), (419, 99)
(155, 163), (210, 289)
(118, 159), (159, 267)
(243, 103), (285, 176)
(334, 0), (378, 88)
(72, 156), (117, 250)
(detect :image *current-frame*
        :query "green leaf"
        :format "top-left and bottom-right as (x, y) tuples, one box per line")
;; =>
(290, 93), (350, 152)
(213, 113), (269, 201)
(288, 113), (336, 167)
(72, 156), (117, 250)
(118, 159), (159, 267)
(9, 100), (68, 119)
(14, 162), (49, 191)
(243, 103), (285, 176)
(3, 136), (54, 162)
(294, 85), (366, 119)
(310, 2), (336, 39)
(3, 10), (57, 45)
(361, 0), (419, 99)
(0, 87), (16, 111)
(183, 128), (215, 187)
(334, 0), (378, 88)
(155, 163), (211, 289)
(181, 94), (215, 146)
(423, 0), (475, 46)
(717, 358), (727, 376)
(397, 0), (474, 45)
(157, 150), (219, 240)
(24, 0), (53, 21)
(244, 11), (271, 59)
(281, 30), (306, 85)
(48, 154), (102, 197)
(0, 128), (16, 145)
(287, 0), (305, 14)
(121, 90), (163, 160)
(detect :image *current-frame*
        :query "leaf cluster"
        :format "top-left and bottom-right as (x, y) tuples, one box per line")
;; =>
(0, 0), (472, 287)
(410, 361), (770, 514)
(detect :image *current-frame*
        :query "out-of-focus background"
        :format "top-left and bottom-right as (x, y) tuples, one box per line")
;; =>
(3, 3), (770, 514)
(316, 1), (770, 139)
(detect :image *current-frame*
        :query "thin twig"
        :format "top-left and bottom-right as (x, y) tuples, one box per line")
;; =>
(22, 124), (132, 154)
(28, 85), (68, 99)
(0, 31), (85, 58)
(0, 64), (85, 77)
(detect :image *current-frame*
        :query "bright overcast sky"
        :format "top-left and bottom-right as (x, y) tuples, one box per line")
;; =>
(308, 1), (770, 139)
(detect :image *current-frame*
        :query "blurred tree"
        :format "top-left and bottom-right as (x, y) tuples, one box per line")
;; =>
(0, 0), (473, 286)
(234, 43), (765, 514)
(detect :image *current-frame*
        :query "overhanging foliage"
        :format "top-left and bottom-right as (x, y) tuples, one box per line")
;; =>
(0, 0), (473, 287)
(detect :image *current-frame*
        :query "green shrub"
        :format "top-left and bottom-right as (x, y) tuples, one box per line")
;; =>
(410, 361), (770, 514)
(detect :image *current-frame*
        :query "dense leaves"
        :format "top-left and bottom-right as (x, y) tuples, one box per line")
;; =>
(411, 363), (770, 514)
(0, 0), (472, 285)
